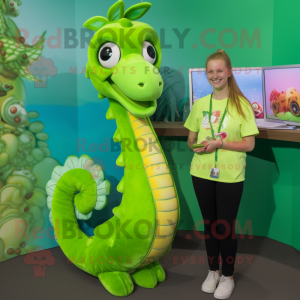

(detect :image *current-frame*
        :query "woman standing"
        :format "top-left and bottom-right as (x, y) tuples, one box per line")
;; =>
(184, 49), (259, 299)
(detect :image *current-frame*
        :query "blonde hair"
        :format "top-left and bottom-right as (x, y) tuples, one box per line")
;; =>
(205, 49), (252, 120)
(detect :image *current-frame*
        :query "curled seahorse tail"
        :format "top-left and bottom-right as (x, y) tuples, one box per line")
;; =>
(46, 155), (110, 274)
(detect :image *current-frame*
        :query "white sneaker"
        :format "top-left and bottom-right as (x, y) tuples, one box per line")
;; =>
(201, 270), (220, 293)
(214, 275), (235, 299)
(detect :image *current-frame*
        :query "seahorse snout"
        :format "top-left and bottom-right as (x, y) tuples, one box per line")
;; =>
(111, 55), (163, 102)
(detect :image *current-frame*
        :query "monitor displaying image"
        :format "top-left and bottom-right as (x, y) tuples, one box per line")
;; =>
(189, 67), (264, 118)
(263, 65), (300, 125)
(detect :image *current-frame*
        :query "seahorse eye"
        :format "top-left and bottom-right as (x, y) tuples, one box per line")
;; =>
(98, 42), (120, 69)
(142, 41), (156, 64)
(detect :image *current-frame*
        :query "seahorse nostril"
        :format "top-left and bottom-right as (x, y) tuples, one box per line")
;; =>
(139, 83), (144, 87)
(159, 81), (162, 86)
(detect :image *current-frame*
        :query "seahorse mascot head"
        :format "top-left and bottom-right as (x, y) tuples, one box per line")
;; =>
(84, 0), (163, 117)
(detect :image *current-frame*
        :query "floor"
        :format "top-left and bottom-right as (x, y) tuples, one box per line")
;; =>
(1, 230), (299, 300)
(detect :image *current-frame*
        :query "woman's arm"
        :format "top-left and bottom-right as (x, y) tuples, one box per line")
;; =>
(187, 130), (201, 152)
(221, 136), (255, 152)
(203, 135), (255, 153)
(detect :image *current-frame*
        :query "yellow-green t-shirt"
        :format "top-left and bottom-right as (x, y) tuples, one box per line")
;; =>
(184, 94), (259, 183)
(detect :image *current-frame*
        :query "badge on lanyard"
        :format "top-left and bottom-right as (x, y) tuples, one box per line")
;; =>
(210, 168), (220, 179)
(208, 93), (228, 179)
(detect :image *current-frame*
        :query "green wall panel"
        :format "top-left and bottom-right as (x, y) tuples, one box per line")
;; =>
(156, 0), (300, 250)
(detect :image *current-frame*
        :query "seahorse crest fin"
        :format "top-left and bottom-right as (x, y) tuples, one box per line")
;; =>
(117, 176), (125, 193)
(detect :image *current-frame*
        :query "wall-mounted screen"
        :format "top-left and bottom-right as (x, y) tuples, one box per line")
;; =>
(263, 65), (300, 126)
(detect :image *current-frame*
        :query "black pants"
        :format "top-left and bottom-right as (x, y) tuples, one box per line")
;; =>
(192, 176), (244, 276)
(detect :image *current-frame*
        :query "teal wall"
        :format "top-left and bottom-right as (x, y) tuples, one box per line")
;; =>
(156, 0), (300, 250)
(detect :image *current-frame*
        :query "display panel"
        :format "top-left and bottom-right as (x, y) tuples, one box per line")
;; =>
(264, 66), (300, 125)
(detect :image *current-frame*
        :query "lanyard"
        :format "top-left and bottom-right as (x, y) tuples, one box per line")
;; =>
(209, 93), (228, 167)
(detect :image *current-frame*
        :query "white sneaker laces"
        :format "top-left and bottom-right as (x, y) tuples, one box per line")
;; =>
(218, 276), (232, 289)
(207, 271), (217, 280)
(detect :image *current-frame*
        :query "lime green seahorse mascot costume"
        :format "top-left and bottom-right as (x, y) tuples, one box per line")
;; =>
(46, 1), (180, 296)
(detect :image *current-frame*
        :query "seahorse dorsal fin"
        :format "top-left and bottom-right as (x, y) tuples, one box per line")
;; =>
(117, 176), (125, 193)
(106, 106), (115, 120)
(113, 127), (122, 142)
(116, 152), (125, 167)
(112, 206), (122, 218)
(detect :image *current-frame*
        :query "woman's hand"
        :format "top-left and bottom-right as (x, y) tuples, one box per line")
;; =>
(193, 147), (205, 153)
(193, 140), (221, 154)
(203, 140), (222, 153)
